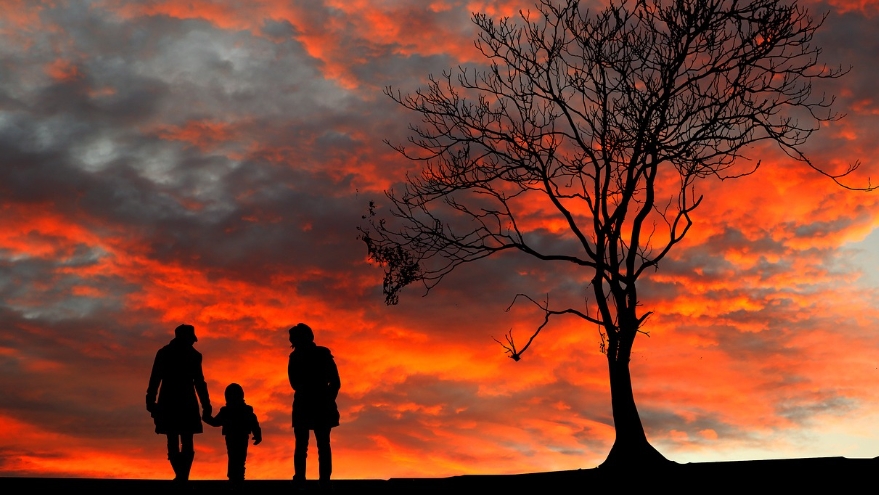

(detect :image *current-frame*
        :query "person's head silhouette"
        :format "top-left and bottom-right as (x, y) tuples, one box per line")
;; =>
(224, 383), (245, 404)
(289, 323), (314, 348)
(175, 324), (197, 345)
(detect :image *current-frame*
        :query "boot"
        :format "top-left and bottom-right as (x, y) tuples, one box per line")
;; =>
(178, 451), (194, 482)
(291, 473), (306, 492)
(168, 452), (182, 481)
(293, 451), (307, 489)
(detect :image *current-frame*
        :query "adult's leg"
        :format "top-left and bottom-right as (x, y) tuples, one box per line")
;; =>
(314, 428), (332, 482)
(180, 433), (194, 454)
(166, 434), (181, 480)
(293, 427), (310, 482)
(177, 433), (195, 481)
(166, 434), (180, 455)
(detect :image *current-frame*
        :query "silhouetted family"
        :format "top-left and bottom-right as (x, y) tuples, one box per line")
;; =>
(146, 323), (340, 489)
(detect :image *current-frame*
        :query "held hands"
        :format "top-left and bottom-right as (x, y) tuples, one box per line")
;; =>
(202, 404), (213, 422)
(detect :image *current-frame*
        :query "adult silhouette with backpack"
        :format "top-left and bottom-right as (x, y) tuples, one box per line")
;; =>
(288, 323), (340, 489)
(146, 324), (212, 484)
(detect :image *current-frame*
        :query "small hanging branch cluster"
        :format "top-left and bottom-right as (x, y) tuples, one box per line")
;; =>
(360, 202), (421, 305)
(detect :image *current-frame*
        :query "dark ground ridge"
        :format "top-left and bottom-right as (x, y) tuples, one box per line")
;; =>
(2, 456), (877, 492)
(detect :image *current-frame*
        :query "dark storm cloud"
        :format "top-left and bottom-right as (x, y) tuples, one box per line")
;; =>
(0, 252), (129, 320)
(0, 2), (395, 284)
(813, 2), (879, 100)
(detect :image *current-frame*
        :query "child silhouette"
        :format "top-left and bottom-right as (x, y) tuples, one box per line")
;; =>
(203, 383), (262, 486)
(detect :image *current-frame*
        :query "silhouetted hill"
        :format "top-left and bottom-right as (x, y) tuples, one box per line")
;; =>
(2, 457), (876, 492)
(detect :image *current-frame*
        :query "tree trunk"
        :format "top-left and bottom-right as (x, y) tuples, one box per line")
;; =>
(599, 332), (669, 469)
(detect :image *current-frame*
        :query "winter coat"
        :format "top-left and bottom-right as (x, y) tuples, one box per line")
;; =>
(288, 342), (340, 429)
(204, 402), (262, 440)
(146, 338), (211, 434)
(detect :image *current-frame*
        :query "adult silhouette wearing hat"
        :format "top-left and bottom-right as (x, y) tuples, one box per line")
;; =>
(288, 323), (340, 488)
(146, 324), (212, 483)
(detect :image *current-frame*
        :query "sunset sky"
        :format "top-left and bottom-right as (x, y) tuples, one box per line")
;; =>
(1, 0), (879, 481)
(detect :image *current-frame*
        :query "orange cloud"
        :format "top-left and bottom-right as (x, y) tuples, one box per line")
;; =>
(821, 0), (879, 16)
(153, 120), (244, 152)
(44, 59), (82, 81)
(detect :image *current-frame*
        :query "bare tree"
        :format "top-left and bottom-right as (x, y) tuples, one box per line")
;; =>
(360, 0), (870, 467)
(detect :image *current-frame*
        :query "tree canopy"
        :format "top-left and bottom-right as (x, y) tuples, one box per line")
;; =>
(360, 0), (868, 466)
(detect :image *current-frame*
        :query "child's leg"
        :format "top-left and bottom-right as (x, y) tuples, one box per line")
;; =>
(225, 435), (249, 481)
